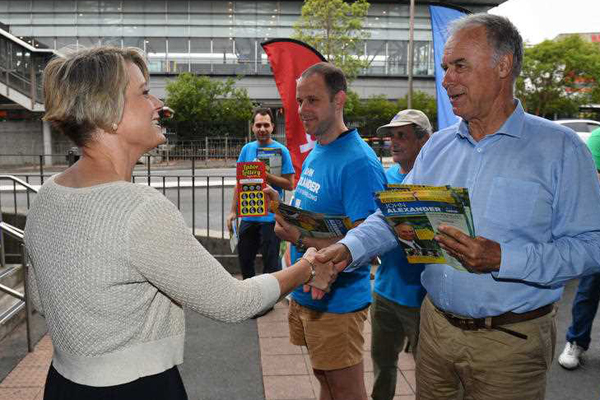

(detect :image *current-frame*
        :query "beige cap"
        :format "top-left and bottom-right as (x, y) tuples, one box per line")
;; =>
(376, 109), (432, 136)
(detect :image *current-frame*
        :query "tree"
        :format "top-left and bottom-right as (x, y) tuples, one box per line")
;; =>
(292, 0), (370, 81)
(517, 35), (600, 119)
(396, 90), (438, 130)
(345, 90), (437, 136)
(164, 73), (254, 139)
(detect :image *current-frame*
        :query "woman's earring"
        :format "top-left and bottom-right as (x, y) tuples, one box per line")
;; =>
(112, 123), (118, 131)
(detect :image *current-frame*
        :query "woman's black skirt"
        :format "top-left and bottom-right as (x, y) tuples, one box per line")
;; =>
(43, 364), (188, 400)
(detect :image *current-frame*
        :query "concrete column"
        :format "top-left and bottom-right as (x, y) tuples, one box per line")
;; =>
(42, 120), (53, 166)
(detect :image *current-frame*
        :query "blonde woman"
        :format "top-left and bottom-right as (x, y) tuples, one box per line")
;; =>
(24, 46), (336, 400)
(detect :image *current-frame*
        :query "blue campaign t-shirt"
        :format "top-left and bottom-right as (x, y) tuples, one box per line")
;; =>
(291, 129), (386, 313)
(374, 164), (426, 308)
(237, 140), (294, 223)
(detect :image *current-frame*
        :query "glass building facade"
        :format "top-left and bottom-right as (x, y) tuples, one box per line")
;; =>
(0, 0), (481, 78)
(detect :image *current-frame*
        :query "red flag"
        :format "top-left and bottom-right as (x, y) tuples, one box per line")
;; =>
(261, 39), (326, 183)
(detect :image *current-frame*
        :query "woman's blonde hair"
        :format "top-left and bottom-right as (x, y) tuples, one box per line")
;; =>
(43, 46), (149, 147)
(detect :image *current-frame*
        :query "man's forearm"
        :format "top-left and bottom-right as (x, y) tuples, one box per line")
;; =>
(266, 173), (294, 191)
(303, 235), (343, 251)
(229, 187), (238, 214)
(339, 209), (398, 268)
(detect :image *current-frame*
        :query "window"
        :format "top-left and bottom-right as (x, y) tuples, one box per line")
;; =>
(146, 37), (166, 54)
(168, 13), (189, 25)
(190, 37), (211, 74)
(144, 0), (166, 13)
(167, 1), (188, 13)
(100, 36), (121, 47)
(56, 36), (77, 50)
(168, 37), (188, 53)
(388, 40), (408, 75)
(98, 0), (122, 12)
(168, 37), (189, 73)
(53, 0), (76, 12)
(78, 36), (101, 47)
(123, 37), (144, 49)
(413, 41), (433, 76)
(100, 24), (123, 37)
(146, 37), (167, 73)
(77, 0), (99, 12)
(366, 40), (386, 75)
(587, 123), (600, 132)
(32, 0), (53, 12)
(54, 13), (76, 24)
(99, 13), (121, 25)
(9, 0), (31, 12)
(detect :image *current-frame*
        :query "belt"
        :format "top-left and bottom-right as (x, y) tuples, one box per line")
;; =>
(437, 303), (555, 340)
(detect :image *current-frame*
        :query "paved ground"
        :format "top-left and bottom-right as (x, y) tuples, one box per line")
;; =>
(0, 278), (598, 400)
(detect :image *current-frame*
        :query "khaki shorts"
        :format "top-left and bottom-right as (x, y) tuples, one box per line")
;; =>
(288, 299), (368, 371)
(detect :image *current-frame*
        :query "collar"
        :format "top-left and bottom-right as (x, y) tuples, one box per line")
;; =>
(337, 128), (355, 140)
(456, 99), (525, 140)
(318, 128), (357, 146)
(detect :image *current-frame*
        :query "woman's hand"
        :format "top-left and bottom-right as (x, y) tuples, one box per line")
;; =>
(302, 248), (337, 295)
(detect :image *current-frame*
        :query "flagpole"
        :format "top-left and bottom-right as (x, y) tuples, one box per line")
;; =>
(407, 0), (415, 109)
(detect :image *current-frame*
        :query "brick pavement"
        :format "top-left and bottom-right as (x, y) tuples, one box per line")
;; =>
(0, 299), (416, 400)
(0, 335), (50, 400)
(257, 300), (416, 400)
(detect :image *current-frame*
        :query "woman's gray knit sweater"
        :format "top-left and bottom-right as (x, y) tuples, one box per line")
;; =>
(24, 176), (280, 387)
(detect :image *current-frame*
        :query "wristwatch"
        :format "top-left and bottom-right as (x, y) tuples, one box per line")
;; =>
(295, 233), (308, 252)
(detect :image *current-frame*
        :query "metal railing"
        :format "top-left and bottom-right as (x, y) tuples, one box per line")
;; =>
(0, 165), (236, 265)
(0, 175), (39, 268)
(0, 221), (33, 353)
(0, 169), (235, 354)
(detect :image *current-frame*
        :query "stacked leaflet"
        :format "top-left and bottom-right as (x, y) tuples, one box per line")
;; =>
(257, 147), (283, 176)
(375, 184), (474, 272)
(271, 201), (352, 238)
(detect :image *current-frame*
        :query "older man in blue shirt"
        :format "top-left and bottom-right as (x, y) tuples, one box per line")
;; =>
(316, 13), (600, 400)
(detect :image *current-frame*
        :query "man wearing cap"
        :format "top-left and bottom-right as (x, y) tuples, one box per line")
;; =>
(370, 110), (431, 400)
(558, 127), (600, 370)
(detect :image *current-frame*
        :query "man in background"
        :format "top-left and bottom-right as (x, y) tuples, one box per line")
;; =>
(371, 109), (431, 400)
(558, 127), (600, 370)
(227, 108), (295, 282)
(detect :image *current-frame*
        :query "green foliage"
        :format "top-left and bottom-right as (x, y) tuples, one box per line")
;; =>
(517, 35), (600, 119)
(345, 90), (437, 136)
(396, 91), (438, 130)
(164, 73), (254, 139)
(292, 0), (370, 82)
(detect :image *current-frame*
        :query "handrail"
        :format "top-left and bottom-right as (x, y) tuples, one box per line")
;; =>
(0, 220), (33, 352)
(0, 222), (25, 301)
(0, 222), (24, 242)
(0, 175), (39, 194)
(0, 175), (37, 269)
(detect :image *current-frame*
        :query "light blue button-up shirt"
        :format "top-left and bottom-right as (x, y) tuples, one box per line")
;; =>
(341, 100), (600, 318)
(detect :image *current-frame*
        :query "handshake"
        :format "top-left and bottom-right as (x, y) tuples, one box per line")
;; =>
(296, 244), (352, 300)
(262, 186), (354, 299)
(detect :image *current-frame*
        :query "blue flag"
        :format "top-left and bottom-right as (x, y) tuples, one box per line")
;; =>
(429, 5), (469, 130)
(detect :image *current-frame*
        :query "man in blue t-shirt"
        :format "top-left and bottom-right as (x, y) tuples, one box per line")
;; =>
(370, 109), (431, 400)
(274, 62), (386, 400)
(227, 108), (295, 281)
